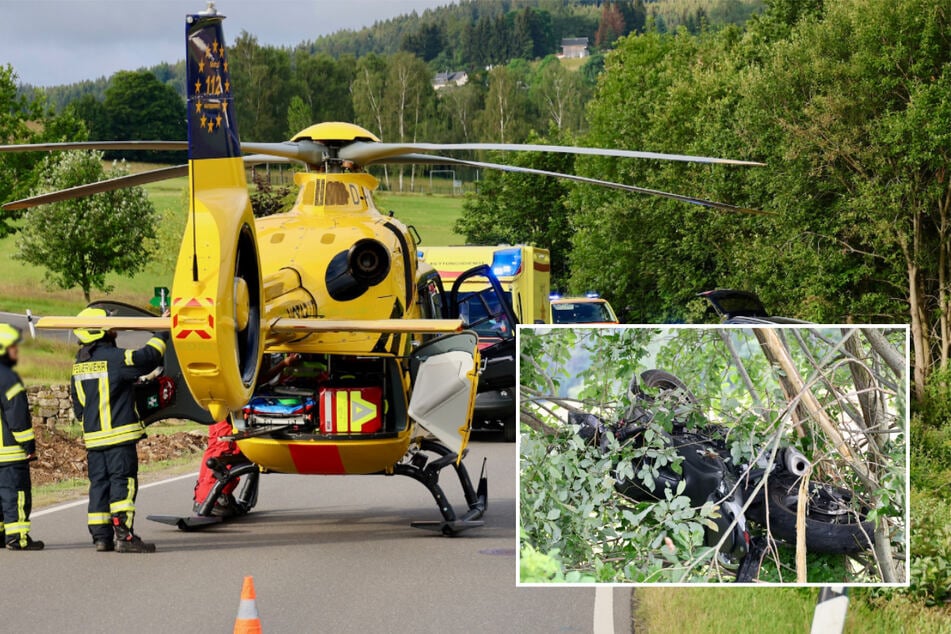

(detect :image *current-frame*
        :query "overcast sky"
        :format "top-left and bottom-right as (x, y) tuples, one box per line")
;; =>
(0, 0), (450, 87)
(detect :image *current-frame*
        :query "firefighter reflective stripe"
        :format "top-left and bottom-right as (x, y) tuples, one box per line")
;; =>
(0, 381), (29, 461)
(88, 512), (111, 526)
(11, 428), (34, 444)
(97, 368), (111, 429)
(83, 423), (146, 450)
(128, 337), (166, 365)
(149, 336), (167, 356)
(0, 445), (28, 462)
(4, 490), (30, 537)
(74, 379), (86, 408)
(4, 382), (24, 401)
(73, 358), (146, 448)
(109, 477), (137, 523)
(73, 360), (114, 429)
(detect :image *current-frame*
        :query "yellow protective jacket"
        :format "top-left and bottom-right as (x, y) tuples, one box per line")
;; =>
(0, 362), (34, 464)
(71, 334), (167, 450)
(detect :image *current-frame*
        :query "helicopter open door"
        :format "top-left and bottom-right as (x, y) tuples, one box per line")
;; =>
(447, 265), (519, 441)
(447, 264), (518, 343)
(408, 331), (480, 457)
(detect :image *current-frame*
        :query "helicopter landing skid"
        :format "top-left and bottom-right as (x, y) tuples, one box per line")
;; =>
(147, 457), (260, 531)
(148, 514), (222, 531)
(395, 438), (488, 536)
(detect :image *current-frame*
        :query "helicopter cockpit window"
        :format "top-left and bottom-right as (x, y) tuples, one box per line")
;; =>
(457, 289), (513, 339)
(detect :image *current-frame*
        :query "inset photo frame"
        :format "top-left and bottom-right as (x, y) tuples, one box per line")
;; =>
(517, 325), (909, 587)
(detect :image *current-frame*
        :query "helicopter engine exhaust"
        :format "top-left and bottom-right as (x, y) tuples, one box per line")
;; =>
(325, 239), (391, 302)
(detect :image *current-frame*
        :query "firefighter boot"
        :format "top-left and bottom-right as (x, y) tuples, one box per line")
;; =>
(6, 533), (45, 550)
(94, 537), (115, 552)
(114, 518), (155, 554)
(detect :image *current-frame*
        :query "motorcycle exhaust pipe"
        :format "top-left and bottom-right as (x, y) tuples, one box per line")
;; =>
(783, 447), (811, 476)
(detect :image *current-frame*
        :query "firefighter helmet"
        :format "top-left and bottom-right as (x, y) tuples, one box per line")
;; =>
(0, 323), (22, 354)
(73, 307), (108, 344)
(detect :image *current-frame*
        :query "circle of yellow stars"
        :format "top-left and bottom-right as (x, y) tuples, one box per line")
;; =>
(193, 38), (231, 133)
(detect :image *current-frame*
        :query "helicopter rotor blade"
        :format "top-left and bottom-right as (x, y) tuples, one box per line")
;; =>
(240, 140), (328, 166)
(0, 139), (312, 165)
(339, 141), (765, 169)
(3, 153), (302, 211)
(383, 153), (772, 216)
(2, 165), (189, 211)
(242, 153), (299, 166)
(0, 140), (188, 153)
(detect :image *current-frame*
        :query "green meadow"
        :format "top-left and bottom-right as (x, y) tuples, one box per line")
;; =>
(0, 173), (465, 383)
(0, 174), (466, 312)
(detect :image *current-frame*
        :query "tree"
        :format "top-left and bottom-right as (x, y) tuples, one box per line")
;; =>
(384, 52), (435, 192)
(230, 32), (292, 141)
(102, 71), (185, 161)
(594, 1), (627, 48)
(401, 23), (446, 62)
(570, 0), (951, 392)
(569, 28), (746, 323)
(14, 151), (158, 302)
(478, 64), (530, 143)
(288, 50), (355, 129)
(438, 82), (484, 143)
(728, 0), (951, 398)
(455, 129), (576, 290)
(67, 94), (109, 141)
(350, 54), (388, 140)
(285, 95), (311, 139)
(350, 54), (390, 187)
(0, 64), (87, 237)
(530, 57), (588, 133)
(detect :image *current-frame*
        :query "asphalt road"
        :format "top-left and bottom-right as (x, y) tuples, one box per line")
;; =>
(0, 438), (632, 633)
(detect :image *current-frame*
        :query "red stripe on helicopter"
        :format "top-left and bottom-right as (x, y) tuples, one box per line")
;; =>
(287, 444), (346, 475)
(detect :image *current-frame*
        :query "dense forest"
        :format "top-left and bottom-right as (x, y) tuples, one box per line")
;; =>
(17, 0), (764, 140)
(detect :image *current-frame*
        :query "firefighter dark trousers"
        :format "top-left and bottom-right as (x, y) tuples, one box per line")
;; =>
(0, 461), (32, 544)
(87, 443), (139, 542)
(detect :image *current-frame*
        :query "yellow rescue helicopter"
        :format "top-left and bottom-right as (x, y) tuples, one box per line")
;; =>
(0, 5), (764, 533)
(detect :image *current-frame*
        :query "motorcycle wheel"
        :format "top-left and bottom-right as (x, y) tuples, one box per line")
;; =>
(748, 472), (874, 554)
(639, 369), (699, 404)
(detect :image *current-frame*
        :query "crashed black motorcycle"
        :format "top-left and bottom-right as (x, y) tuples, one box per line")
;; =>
(572, 369), (874, 582)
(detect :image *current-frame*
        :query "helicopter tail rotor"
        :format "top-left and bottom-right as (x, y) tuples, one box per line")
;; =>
(171, 10), (264, 422)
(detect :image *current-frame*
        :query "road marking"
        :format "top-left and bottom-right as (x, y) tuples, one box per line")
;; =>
(33, 471), (198, 517)
(593, 586), (614, 634)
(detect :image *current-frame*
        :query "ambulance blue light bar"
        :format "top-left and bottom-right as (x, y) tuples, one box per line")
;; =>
(491, 247), (522, 277)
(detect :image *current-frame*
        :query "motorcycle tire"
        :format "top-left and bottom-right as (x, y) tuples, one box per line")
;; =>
(638, 369), (700, 405)
(748, 472), (874, 554)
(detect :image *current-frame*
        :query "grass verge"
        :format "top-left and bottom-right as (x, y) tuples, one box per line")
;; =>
(634, 587), (951, 634)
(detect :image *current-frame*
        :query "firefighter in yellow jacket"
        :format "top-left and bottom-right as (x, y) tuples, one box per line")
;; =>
(70, 308), (167, 553)
(0, 324), (43, 550)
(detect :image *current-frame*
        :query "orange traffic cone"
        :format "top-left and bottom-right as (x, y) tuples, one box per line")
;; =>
(233, 575), (262, 634)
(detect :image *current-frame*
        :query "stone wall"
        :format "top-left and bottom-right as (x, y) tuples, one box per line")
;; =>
(27, 384), (73, 430)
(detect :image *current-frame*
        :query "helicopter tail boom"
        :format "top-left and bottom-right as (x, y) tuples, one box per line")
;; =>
(170, 10), (264, 422)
